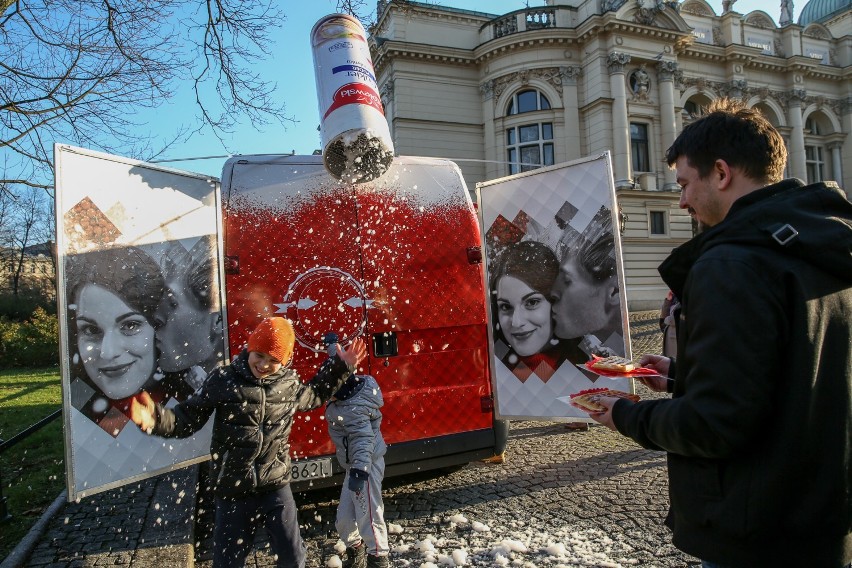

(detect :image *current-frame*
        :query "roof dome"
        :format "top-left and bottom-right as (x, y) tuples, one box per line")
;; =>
(798, 0), (852, 25)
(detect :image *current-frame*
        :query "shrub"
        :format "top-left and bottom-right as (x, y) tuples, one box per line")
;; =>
(0, 294), (56, 319)
(0, 307), (59, 368)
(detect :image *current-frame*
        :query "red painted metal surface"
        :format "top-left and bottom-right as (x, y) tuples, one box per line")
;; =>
(222, 156), (493, 459)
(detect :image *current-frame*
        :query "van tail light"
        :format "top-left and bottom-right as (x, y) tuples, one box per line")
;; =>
(480, 395), (494, 413)
(467, 246), (482, 264)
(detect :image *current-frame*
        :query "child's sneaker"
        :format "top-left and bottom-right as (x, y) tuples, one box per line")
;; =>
(343, 543), (366, 568)
(366, 554), (389, 568)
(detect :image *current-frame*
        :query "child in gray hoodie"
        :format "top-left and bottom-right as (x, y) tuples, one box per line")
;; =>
(324, 333), (389, 568)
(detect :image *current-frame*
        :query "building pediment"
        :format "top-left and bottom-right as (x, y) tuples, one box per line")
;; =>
(606, 0), (693, 32)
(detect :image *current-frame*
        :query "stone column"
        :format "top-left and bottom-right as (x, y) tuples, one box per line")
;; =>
(786, 88), (807, 181)
(480, 79), (499, 180)
(657, 60), (680, 191)
(842, 97), (852, 196)
(559, 66), (583, 161)
(380, 79), (395, 151)
(607, 52), (632, 189)
(829, 143), (843, 183)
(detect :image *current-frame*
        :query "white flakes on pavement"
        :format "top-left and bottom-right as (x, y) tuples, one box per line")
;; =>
(380, 523), (643, 567)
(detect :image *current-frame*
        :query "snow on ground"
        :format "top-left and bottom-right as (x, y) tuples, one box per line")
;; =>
(383, 514), (643, 567)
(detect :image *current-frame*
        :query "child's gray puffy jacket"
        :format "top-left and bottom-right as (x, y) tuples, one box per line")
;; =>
(325, 375), (386, 476)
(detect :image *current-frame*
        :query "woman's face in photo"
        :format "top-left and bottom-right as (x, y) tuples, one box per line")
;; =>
(496, 275), (553, 356)
(551, 255), (613, 339)
(74, 284), (157, 399)
(155, 281), (216, 373)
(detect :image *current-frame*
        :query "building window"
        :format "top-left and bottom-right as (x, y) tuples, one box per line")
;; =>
(506, 89), (551, 115)
(649, 211), (667, 235)
(631, 123), (650, 172)
(507, 123), (554, 174)
(805, 145), (825, 183)
(805, 117), (821, 135)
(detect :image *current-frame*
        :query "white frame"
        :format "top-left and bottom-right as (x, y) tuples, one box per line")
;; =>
(476, 152), (633, 421)
(54, 144), (229, 501)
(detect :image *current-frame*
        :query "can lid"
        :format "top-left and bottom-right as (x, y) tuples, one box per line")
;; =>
(311, 13), (366, 47)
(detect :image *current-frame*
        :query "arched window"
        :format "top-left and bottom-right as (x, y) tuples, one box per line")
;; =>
(805, 115), (830, 183)
(504, 88), (555, 174)
(506, 89), (551, 115)
(682, 95), (712, 121)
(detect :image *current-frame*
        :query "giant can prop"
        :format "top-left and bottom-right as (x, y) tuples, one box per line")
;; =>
(312, 14), (395, 183)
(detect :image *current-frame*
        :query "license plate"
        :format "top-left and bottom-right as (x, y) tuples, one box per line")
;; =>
(291, 458), (333, 481)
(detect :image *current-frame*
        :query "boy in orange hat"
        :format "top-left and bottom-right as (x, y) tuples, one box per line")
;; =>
(131, 317), (366, 568)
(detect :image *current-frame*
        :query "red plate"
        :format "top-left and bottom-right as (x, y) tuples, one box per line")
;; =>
(581, 356), (661, 378)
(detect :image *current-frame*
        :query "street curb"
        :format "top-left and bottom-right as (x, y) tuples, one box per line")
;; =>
(0, 490), (67, 568)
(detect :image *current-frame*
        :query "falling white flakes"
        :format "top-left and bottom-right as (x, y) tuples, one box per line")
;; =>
(326, 555), (343, 568)
(388, 522), (404, 534)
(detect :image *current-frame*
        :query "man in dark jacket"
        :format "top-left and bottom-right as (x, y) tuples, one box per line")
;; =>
(586, 98), (852, 567)
(131, 317), (367, 568)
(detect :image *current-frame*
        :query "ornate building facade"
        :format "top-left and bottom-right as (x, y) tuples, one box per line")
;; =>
(370, 0), (851, 308)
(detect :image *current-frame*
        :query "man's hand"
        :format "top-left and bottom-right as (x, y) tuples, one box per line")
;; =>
(338, 337), (367, 369)
(638, 353), (671, 375)
(585, 396), (619, 431)
(129, 390), (156, 433)
(637, 354), (671, 392)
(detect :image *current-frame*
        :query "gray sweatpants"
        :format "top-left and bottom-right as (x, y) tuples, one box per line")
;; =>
(336, 456), (389, 556)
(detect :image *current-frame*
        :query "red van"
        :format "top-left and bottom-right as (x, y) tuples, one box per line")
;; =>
(220, 154), (507, 490)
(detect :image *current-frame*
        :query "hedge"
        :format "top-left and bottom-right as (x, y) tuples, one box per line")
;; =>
(0, 307), (60, 368)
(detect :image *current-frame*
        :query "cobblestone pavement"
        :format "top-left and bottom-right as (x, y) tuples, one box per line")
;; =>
(13, 311), (701, 568)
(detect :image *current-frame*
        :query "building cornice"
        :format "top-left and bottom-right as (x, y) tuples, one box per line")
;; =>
(579, 97), (615, 115)
(474, 29), (578, 63)
(373, 41), (476, 73)
(373, 0), (493, 37)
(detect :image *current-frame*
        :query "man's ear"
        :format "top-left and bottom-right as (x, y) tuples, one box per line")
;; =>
(603, 280), (620, 315)
(209, 313), (224, 342)
(607, 281), (620, 306)
(714, 159), (734, 191)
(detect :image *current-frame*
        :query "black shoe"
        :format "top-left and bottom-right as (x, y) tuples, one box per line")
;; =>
(366, 554), (389, 568)
(343, 544), (366, 568)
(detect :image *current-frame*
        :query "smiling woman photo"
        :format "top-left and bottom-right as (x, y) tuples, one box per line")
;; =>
(65, 246), (195, 435)
(489, 240), (587, 380)
(493, 241), (557, 357)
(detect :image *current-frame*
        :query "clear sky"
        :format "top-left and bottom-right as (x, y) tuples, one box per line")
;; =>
(149, 0), (803, 178)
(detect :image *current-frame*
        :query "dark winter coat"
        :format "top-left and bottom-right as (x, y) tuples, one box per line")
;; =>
(612, 179), (852, 566)
(152, 349), (353, 498)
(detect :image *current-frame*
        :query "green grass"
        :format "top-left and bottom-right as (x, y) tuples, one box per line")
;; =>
(0, 366), (65, 562)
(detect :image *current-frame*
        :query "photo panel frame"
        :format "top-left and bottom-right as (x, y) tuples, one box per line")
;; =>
(54, 144), (227, 500)
(476, 153), (633, 421)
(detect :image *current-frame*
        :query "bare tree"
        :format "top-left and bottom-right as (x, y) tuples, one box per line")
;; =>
(0, 0), (291, 191)
(337, 0), (373, 19)
(2, 186), (51, 297)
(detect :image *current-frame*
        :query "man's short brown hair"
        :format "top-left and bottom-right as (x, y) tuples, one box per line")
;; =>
(665, 98), (787, 183)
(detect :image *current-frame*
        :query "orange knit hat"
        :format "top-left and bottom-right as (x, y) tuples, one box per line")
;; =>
(247, 317), (295, 364)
